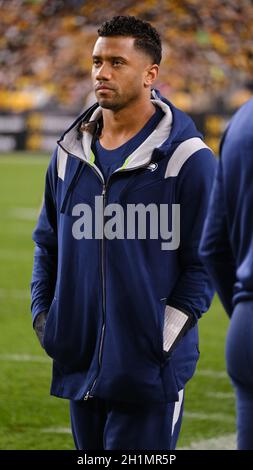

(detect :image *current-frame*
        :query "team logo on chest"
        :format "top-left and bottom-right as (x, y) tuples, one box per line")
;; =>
(146, 162), (158, 172)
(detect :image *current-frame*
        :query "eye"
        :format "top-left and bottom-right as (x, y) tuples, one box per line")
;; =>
(93, 59), (101, 67)
(112, 59), (123, 67)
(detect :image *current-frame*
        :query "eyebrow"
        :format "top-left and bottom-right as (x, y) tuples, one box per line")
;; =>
(92, 55), (128, 62)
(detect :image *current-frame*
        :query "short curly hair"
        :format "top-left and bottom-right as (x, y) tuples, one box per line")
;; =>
(97, 16), (162, 65)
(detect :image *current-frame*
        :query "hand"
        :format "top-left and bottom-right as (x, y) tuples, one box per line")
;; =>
(34, 312), (48, 348)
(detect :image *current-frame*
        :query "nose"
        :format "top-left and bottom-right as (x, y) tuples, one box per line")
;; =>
(95, 62), (112, 81)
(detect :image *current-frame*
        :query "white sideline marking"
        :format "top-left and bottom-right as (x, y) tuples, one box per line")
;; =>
(184, 411), (234, 423)
(10, 208), (38, 220)
(179, 433), (236, 450)
(41, 427), (71, 434)
(0, 354), (50, 363)
(206, 391), (234, 399)
(0, 288), (30, 299)
(0, 354), (236, 449)
(197, 369), (227, 378)
(40, 427), (237, 450)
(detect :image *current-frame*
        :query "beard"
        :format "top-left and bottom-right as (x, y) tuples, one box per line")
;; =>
(97, 98), (120, 110)
(95, 87), (140, 111)
(96, 91), (124, 111)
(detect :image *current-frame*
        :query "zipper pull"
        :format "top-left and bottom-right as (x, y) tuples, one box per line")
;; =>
(102, 185), (106, 196)
(83, 390), (90, 401)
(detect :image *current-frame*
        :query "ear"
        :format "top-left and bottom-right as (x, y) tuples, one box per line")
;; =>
(144, 64), (159, 88)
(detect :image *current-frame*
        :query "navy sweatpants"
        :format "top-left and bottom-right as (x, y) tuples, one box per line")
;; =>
(226, 300), (253, 450)
(70, 390), (184, 450)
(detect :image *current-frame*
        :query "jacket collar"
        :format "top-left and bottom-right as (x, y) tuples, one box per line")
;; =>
(57, 92), (173, 175)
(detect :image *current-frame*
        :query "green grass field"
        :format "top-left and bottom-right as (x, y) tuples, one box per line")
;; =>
(0, 153), (234, 450)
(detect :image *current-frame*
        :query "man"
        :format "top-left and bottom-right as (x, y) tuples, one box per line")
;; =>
(200, 98), (253, 450)
(31, 16), (216, 450)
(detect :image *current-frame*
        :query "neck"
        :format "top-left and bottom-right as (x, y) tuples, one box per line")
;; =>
(100, 96), (156, 149)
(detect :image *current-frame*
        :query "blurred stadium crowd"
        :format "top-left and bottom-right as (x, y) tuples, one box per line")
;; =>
(0, 0), (253, 114)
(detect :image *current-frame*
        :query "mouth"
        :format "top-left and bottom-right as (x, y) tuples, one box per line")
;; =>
(96, 85), (114, 92)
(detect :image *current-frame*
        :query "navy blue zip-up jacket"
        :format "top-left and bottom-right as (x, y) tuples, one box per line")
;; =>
(31, 91), (216, 403)
(199, 98), (253, 317)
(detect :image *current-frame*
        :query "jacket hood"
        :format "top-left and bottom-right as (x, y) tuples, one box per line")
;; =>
(57, 89), (202, 180)
(152, 88), (202, 140)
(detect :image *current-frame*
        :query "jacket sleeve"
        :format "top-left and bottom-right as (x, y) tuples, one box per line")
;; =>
(167, 148), (217, 322)
(31, 148), (58, 325)
(199, 158), (236, 317)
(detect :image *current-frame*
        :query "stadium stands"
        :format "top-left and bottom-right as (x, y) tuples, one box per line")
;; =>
(0, 0), (252, 114)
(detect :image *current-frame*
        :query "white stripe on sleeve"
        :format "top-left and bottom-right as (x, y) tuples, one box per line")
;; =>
(165, 137), (210, 178)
